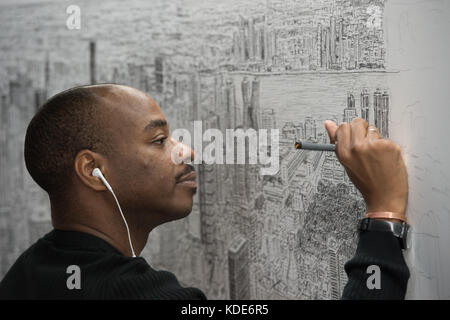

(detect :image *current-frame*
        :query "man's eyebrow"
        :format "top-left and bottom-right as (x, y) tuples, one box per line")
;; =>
(143, 119), (168, 132)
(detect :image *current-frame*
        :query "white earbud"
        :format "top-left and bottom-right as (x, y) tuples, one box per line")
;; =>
(92, 168), (136, 258)
(92, 168), (113, 192)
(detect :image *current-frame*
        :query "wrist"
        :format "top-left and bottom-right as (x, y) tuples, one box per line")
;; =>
(366, 200), (407, 218)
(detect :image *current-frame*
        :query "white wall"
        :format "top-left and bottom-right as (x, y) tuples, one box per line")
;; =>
(386, 0), (450, 299)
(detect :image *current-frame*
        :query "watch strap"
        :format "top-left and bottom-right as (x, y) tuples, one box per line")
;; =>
(358, 218), (410, 250)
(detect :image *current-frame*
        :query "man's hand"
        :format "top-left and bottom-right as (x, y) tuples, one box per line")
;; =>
(324, 118), (408, 220)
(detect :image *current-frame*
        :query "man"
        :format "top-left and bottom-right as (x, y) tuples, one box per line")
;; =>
(0, 84), (410, 299)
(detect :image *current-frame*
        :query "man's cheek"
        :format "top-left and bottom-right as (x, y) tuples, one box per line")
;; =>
(137, 151), (176, 188)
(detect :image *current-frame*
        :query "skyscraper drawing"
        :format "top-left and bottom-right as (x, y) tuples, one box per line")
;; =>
(317, 23), (323, 68)
(261, 108), (277, 130)
(373, 88), (382, 130)
(381, 91), (389, 138)
(249, 77), (260, 130)
(241, 77), (251, 127)
(360, 89), (370, 123)
(228, 235), (250, 299)
(224, 78), (237, 129)
(155, 56), (165, 93)
(89, 41), (96, 85)
(343, 93), (357, 123)
(330, 16), (336, 66)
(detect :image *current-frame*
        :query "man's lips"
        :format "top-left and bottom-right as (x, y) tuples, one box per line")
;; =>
(176, 171), (197, 188)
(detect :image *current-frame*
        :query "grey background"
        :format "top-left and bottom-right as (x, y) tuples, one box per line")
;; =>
(0, 0), (449, 299)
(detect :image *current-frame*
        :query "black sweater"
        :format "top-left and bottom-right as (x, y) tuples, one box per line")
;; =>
(0, 228), (409, 300)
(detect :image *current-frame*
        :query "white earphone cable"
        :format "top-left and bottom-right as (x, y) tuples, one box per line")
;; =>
(93, 168), (136, 258)
(108, 188), (136, 258)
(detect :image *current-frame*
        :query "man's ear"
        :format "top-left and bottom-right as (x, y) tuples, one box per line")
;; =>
(74, 149), (108, 191)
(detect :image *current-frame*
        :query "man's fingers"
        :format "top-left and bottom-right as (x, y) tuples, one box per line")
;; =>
(324, 120), (338, 144)
(335, 122), (351, 162)
(367, 126), (382, 141)
(350, 118), (369, 148)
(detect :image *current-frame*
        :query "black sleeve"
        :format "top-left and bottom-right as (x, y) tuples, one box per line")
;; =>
(341, 230), (410, 299)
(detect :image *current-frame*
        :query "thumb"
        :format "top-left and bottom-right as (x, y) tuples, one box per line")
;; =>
(324, 120), (338, 144)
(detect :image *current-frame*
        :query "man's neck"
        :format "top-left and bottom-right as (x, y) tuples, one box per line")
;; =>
(54, 222), (147, 257)
(50, 192), (159, 257)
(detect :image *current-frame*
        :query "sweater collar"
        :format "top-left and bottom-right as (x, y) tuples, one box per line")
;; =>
(43, 229), (125, 256)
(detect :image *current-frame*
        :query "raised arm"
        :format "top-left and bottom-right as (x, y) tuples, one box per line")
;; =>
(325, 118), (410, 299)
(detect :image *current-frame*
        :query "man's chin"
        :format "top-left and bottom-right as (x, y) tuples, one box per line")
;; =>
(169, 199), (194, 221)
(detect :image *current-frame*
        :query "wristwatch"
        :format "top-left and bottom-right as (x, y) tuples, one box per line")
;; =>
(358, 218), (411, 250)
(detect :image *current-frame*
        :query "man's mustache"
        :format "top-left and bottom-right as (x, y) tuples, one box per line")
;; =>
(175, 163), (195, 181)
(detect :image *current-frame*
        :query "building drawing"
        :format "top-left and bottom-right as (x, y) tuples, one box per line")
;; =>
(360, 89), (370, 123)
(0, 0), (392, 299)
(228, 235), (251, 300)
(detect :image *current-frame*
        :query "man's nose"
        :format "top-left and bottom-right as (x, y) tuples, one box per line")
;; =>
(171, 138), (195, 164)
(184, 143), (195, 164)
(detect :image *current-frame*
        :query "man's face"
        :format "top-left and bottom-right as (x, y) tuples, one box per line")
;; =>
(103, 87), (196, 226)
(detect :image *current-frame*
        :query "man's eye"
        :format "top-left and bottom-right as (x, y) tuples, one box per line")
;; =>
(153, 137), (167, 145)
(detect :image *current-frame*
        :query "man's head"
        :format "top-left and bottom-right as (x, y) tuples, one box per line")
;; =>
(25, 84), (196, 232)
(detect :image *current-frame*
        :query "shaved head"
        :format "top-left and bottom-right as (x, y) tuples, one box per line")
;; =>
(24, 84), (127, 197)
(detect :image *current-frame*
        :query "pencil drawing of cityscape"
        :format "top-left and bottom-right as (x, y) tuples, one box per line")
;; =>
(0, 0), (393, 299)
